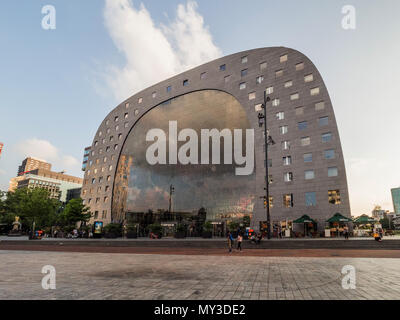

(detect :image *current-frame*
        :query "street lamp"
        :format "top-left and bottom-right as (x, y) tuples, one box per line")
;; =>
(168, 184), (175, 215)
(258, 91), (275, 239)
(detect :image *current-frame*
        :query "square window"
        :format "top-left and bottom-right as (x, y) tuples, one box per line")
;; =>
(322, 132), (332, 142)
(284, 172), (293, 182)
(290, 93), (299, 100)
(114, 116), (119, 122)
(124, 122), (129, 128)
(134, 109), (139, 116)
(298, 121), (307, 130)
(281, 140), (291, 150)
(301, 137), (311, 146)
(305, 192), (316, 206)
(124, 113), (128, 119)
(220, 64), (226, 71)
(239, 82), (246, 90)
(183, 79), (189, 86)
(310, 87), (320, 96)
(279, 125), (288, 135)
(283, 194), (294, 208)
(319, 116), (329, 126)
(296, 62), (304, 71)
(305, 170), (315, 180)
(328, 167), (338, 177)
(256, 76), (264, 84)
(266, 86), (274, 94)
(272, 98), (280, 107)
(304, 74), (314, 82)
(283, 156), (292, 166)
(125, 102), (130, 109)
(295, 106), (304, 115)
(242, 56), (248, 64)
(254, 104), (262, 112)
(248, 92), (256, 100)
(138, 97), (143, 104)
(328, 189), (341, 204)
(304, 153), (312, 162)
(280, 54), (288, 63)
(324, 149), (335, 159)
(275, 69), (283, 77)
(276, 112), (284, 120)
(241, 69), (248, 77)
(260, 62), (267, 70)
(166, 85), (172, 92)
(315, 101), (325, 111)
(284, 80), (293, 88)
(152, 92), (156, 98)
(200, 72), (206, 79)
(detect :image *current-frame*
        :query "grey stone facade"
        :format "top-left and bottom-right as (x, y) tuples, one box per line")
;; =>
(81, 47), (351, 230)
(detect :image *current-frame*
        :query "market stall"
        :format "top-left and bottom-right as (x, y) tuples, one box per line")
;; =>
(326, 212), (352, 237)
(293, 215), (317, 237)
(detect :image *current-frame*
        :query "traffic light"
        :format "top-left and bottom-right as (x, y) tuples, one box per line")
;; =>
(263, 196), (267, 208)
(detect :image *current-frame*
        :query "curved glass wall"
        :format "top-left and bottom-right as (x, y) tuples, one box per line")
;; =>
(112, 90), (255, 227)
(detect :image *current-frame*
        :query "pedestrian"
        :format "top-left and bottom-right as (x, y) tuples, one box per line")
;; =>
(237, 233), (243, 252)
(227, 231), (234, 253)
(343, 225), (349, 240)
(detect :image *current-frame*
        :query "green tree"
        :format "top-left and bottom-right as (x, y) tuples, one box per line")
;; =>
(59, 198), (91, 230)
(380, 218), (390, 229)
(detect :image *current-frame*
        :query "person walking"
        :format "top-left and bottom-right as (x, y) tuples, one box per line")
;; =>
(237, 233), (243, 252)
(227, 231), (234, 253)
(343, 225), (349, 240)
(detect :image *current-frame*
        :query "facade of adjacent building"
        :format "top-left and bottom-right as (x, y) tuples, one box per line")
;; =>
(391, 187), (400, 214)
(17, 157), (51, 176)
(81, 47), (351, 231)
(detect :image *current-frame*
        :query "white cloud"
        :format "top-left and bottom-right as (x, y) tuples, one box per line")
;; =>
(14, 138), (80, 175)
(102, 0), (222, 101)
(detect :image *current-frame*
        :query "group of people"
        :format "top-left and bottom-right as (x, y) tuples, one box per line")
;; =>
(226, 231), (244, 253)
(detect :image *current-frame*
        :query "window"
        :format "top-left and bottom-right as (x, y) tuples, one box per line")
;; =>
(115, 125), (119, 131)
(98, 131), (102, 137)
(138, 97), (143, 104)
(322, 132), (332, 142)
(301, 137), (311, 146)
(304, 74), (314, 82)
(106, 128), (111, 134)
(99, 176), (103, 183)
(224, 75), (231, 83)
(254, 104), (262, 112)
(324, 149), (335, 159)
(104, 197), (108, 203)
(248, 92), (256, 100)
(219, 64), (226, 71)
(118, 133), (122, 140)
(200, 72), (206, 79)
(282, 140), (291, 150)
(183, 79), (189, 86)
(268, 175), (273, 184)
(315, 101), (325, 111)
(107, 175), (111, 182)
(275, 69), (283, 77)
(110, 136), (114, 142)
(124, 122), (129, 128)
(328, 190), (341, 204)
(303, 153), (313, 162)
(152, 92), (156, 98)
(305, 192), (316, 206)
(166, 85), (171, 92)
(103, 157), (107, 163)
(279, 126), (288, 135)
(305, 170), (315, 180)
(276, 112), (284, 120)
(328, 167), (338, 177)
(256, 76), (264, 84)
(298, 121), (307, 130)
(241, 56), (248, 64)
(319, 116), (329, 126)
(260, 62), (267, 70)
(124, 113), (128, 119)
(283, 156), (292, 166)
(284, 80), (293, 88)
(266, 86), (274, 94)
(283, 194), (294, 208)
(280, 54), (288, 63)
(310, 87), (320, 96)
(272, 98), (280, 107)
(295, 106), (304, 115)
(295, 62), (304, 71)
(125, 102), (130, 109)
(105, 186), (110, 192)
(91, 178), (96, 184)
(134, 109), (139, 116)
(239, 82), (246, 90)
(114, 144), (118, 150)
(284, 172), (293, 182)
(290, 93), (299, 100)
(241, 69), (248, 77)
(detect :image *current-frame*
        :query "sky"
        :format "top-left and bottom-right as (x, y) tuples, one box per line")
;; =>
(0, 0), (399, 215)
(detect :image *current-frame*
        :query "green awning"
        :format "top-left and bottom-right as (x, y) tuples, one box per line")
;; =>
(327, 212), (352, 223)
(293, 215), (316, 224)
(354, 215), (375, 224)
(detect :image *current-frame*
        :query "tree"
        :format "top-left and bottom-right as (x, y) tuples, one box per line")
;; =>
(380, 218), (390, 230)
(59, 198), (91, 231)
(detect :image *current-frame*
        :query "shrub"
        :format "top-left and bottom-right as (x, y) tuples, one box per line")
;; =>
(103, 223), (122, 237)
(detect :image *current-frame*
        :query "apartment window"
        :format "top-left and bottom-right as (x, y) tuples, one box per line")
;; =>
(279, 125), (288, 135)
(241, 56), (248, 64)
(152, 92), (156, 98)
(183, 79), (189, 86)
(260, 62), (267, 70)
(115, 125), (119, 131)
(304, 153), (313, 163)
(91, 178), (96, 184)
(304, 74), (314, 82)
(248, 92), (256, 100)
(282, 140), (291, 150)
(102, 138), (106, 144)
(134, 109), (139, 116)
(166, 85), (172, 92)
(284, 80), (293, 88)
(102, 210), (107, 219)
(283, 156), (292, 166)
(118, 133), (122, 140)
(138, 97), (143, 104)
(276, 112), (284, 120)
(255, 104), (262, 112)
(200, 72), (206, 80)
(125, 102), (130, 109)
(315, 101), (325, 111)
(296, 62), (304, 71)
(324, 149), (335, 159)
(298, 121), (308, 130)
(103, 157), (107, 163)
(124, 113), (128, 119)
(98, 131), (102, 137)
(107, 175), (111, 182)
(105, 119), (109, 125)
(328, 167), (338, 177)
(272, 98), (280, 107)
(301, 137), (311, 146)
(99, 176), (103, 184)
(219, 64), (226, 71)
(256, 76), (264, 84)
(224, 75), (231, 83)
(104, 197), (108, 203)
(266, 86), (274, 94)
(322, 132), (332, 142)
(319, 116), (329, 126)
(109, 165), (113, 171)
(280, 54), (288, 63)
(94, 141), (98, 146)
(305, 170), (315, 180)
(110, 136), (114, 142)
(268, 175), (274, 184)
(328, 190), (341, 204)
(283, 194), (294, 208)
(114, 144), (118, 150)
(241, 69), (248, 77)
(310, 87), (320, 96)
(124, 122), (129, 128)
(295, 106), (304, 115)
(275, 69), (283, 77)
(305, 192), (316, 206)
(290, 93), (299, 100)
(106, 128), (111, 134)
(284, 172), (293, 182)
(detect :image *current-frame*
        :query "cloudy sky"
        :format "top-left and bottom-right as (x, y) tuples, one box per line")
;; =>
(0, 0), (399, 215)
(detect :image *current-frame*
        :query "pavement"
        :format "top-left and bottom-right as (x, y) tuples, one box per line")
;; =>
(1, 250), (400, 300)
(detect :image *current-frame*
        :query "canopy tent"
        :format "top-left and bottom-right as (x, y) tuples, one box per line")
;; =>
(293, 215), (316, 224)
(327, 212), (352, 223)
(354, 215), (375, 224)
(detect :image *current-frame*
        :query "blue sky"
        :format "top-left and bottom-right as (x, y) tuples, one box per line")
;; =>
(0, 0), (399, 215)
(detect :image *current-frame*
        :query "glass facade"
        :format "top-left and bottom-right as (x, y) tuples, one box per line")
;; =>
(392, 188), (400, 214)
(112, 90), (256, 224)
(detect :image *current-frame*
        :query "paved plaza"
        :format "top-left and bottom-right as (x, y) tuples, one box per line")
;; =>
(1, 250), (400, 300)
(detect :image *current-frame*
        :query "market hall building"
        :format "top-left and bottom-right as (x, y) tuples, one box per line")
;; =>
(81, 47), (351, 235)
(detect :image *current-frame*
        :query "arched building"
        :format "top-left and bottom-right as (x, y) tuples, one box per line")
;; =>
(81, 47), (351, 233)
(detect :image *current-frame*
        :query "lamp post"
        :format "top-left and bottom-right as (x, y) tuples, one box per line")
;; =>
(168, 184), (175, 215)
(258, 91), (275, 239)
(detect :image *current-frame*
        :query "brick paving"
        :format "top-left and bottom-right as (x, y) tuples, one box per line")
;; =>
(1, 250), (400, 300)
